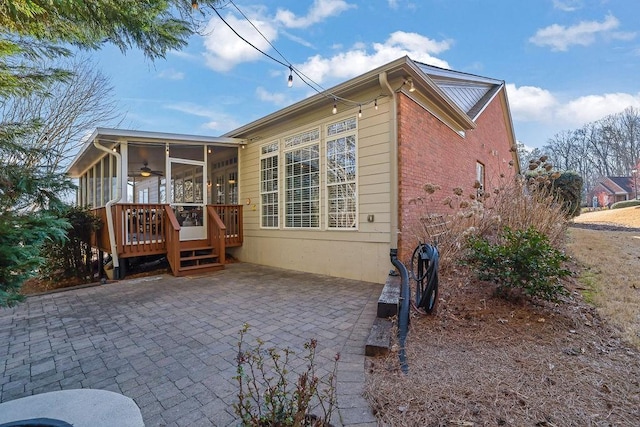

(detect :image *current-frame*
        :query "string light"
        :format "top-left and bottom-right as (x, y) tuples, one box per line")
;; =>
(358, 105), (362, 118)
(217, 1), (399, 118)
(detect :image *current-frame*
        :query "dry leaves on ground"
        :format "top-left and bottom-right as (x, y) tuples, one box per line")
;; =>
(365, 274), (640, 426)
(366, 207), (640, 426)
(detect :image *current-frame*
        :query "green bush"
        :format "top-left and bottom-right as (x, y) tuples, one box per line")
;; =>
(464, 226), (571, 302)
(611, 200), (640, 209)
(41, 205), (102, 282)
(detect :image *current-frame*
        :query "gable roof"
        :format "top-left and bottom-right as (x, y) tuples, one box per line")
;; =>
(608, 176), (634, 194)
(594, 176), (634, 195)
(416, 62), (504, 122)
(223, 56), (512, 141)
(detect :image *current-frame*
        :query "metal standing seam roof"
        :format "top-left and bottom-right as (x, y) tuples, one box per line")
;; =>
(416, 62), (504, 122)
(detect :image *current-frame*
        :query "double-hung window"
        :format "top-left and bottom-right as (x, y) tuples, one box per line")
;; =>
(260, 142), (279, 228)
(284, 129), (320, 228)
(326, 117), (357, 229)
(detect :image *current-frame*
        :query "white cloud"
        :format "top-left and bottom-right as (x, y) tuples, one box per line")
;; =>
(508, 83), (640, 141)
(165, 102), (242, 132)
(255, 87), (291, 107)
(295, 31), (452, 84)
(552, 0), (583, 12)
(275, 0), (356, 29)
(387, 0), (399, 9)
(506, 84), (558, 122)
(202, 11), (278, 72)
(157, 69), (184, 80)
(556, 92), (640, 124)
(529, 14), (626, 51)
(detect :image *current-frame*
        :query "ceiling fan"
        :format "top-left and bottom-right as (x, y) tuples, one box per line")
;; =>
(131, 161), (163, 177)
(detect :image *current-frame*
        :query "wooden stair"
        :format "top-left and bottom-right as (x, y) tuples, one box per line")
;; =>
(175, 245), (224, 277)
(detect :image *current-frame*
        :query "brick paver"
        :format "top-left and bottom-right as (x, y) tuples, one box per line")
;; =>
(0, 263), (382, 426)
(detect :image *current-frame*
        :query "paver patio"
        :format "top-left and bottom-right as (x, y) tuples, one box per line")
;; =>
(0, 263), (383, 426)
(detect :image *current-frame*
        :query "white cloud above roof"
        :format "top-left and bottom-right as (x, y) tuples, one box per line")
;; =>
(556, 92), (640, 124)
(552, 0), (583, 12)
(293, 31), (451, 84)
(529, 14), (633, 51)
(202, 11), (278, 72)
(255, 87), (291, 107)
(164, 102), (242, 132)
(506, 84), (558, 122)
(508, 83), (640, 134)
(275, 0), (356, 29)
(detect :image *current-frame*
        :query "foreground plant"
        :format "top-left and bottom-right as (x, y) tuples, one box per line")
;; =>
(464, 226), (571, 301)
(233, 323), (339, 426)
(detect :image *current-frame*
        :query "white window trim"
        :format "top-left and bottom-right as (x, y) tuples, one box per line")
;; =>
(325, 117), (358, 230)
(283, 127), (321, 229)
(259, 141), (280, 229)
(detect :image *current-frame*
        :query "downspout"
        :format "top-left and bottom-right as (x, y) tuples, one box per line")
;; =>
(93, 140), (122, 279)
(380, 71), (410, 373)
(379, 71), (399, 251)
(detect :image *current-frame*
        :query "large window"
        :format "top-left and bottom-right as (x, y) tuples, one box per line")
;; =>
(326, 118), (357, 228)
(284, 129), (320, 228)
(259, 120), (359, 230)
(260, 142), (279, 228)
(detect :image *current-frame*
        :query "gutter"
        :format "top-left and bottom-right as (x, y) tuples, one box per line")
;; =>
(379, 71), (399, 250)
(93, 140), (123, 279)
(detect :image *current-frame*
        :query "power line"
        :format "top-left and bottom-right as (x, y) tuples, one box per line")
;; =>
(211, 2), (401, 114)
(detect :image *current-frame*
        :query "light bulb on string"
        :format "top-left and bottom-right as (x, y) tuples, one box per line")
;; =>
(332, 99), (337, 115)
(358, 105), (362, 118)
(374, 99), (378, 110)
(287, 66), (293, 88)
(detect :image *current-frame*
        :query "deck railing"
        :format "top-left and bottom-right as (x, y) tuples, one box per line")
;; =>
(163, 205), (181, 274)
(114, 203), (168, 257)
(207, 206), (226, 265)
(211, 204), (243, 247)
(92, 203), (242, 262)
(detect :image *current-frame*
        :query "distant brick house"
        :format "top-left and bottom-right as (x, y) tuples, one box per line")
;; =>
(591, 176), (637, 207)
(68, 56), (520, 282)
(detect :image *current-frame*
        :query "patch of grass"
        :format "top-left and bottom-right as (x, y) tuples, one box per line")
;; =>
(567, 228), (640, 347)
(577, 269), (599, 304)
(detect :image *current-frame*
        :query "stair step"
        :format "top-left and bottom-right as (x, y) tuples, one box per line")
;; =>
(175, 262), (224, 277)
(180, 253), (218, 262)
(377, 274), (400, 318)
(365, 317), (393, 357)
(180, 245), (213, 252)
(180, 248), (214, 256)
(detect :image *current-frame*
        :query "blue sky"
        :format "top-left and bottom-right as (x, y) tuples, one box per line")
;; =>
(92, 0), (640, 149)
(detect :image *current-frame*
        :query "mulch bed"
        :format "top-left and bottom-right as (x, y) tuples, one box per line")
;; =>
(365, 270), (640, 426)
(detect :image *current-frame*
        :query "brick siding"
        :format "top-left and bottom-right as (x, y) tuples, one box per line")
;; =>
(396, 92), (517, 262)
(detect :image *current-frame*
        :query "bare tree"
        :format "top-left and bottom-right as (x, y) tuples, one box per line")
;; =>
(0, 57), (123, 173)
(541, 106), (640, 197)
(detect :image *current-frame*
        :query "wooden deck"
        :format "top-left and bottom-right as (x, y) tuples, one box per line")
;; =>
(92, 204), (243, 277)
